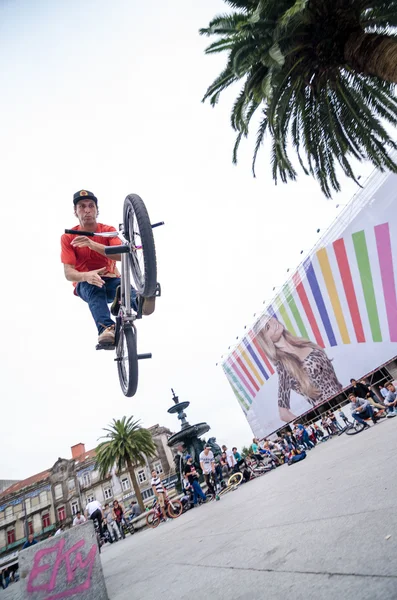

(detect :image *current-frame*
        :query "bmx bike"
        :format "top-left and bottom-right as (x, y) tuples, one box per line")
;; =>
(65, 193), (163, 397)
(344, 408), (386, 435)
(146, 496), (183, 528)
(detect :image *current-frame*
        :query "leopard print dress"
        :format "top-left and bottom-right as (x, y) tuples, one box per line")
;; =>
(277, 348), (342, 409)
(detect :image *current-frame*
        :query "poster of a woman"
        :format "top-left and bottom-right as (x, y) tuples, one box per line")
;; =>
(256, 316), (342, 422)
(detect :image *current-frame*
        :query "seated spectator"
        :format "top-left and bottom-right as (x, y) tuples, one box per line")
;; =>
(384, 383), (397, 417)
(349, 393), (379, 428)
(379, 384), (389, 399)
(129, 500), (142, 519)
(295, 423), (314, 449)
(232, 447), (245, 469)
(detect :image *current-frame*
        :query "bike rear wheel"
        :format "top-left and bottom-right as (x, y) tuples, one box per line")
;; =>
(146, 511), (160, 528)
(167, 500), (183, 518)
(116, 324), (138, 397)
(123, 194), (157, 297)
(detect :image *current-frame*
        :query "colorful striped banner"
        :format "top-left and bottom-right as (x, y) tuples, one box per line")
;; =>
(316, 247), (351, 344)
(283, 282), (309, 338)
(223, 219), (397, 411)
(352, 230), (382, 342)
(333, 238), (365, 343)
(293, 271), (325, 347)
(304, 258), (337, 346)
(375, 223), (397, 342)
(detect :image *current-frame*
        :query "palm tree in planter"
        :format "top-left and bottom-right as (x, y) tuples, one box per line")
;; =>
(96, 416), (156, 511)
(201, 0), (397, 197)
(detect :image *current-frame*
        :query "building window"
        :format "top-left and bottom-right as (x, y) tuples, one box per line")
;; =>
(86, 494), (94, 504)
(7, 529), (15, 545)
(71, 502), (79, 516)
(42, 513), (51, 529)
(54, 484), (63, 499)
(28, 521), (34, 535)
(137, 469), (147, 484)
(103, 488), (113, 500)
(68, 479), (75, 492)
(121, 477), (130, 491)
(5, 506), (13, 519)
(153, 461), (163, 476)
(57, 507), (66, 522)
(142, 489), (154, 500)
(25, 498), (31, 511)
(39, 491), (48, 504)
(83, 473), (91, 487)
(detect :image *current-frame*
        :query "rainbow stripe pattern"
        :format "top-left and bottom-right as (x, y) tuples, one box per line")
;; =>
(223, 221), (397, 414)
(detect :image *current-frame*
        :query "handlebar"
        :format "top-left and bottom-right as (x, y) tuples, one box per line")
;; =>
(64, 229), (95, 237)
(105, 246), (130, 255)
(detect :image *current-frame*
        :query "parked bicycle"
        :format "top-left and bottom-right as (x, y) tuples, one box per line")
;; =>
(146, 496), (183, 528)
(65, 194), (163, 397)
(344, 407), (386, 435)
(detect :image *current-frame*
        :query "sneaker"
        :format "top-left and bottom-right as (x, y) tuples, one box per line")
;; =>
(363, 422), (371, 429)
(142, 296), (156, 316)
(98, 325), (115, 345)
(387, 411), (397, 418)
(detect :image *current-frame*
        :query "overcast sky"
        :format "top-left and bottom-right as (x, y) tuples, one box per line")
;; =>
(0, 0), (371, 480)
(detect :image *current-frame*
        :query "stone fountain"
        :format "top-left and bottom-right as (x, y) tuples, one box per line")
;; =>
(167, 389), (210, 489)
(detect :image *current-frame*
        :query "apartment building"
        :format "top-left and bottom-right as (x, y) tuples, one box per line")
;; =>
(0, 424), (175, 559)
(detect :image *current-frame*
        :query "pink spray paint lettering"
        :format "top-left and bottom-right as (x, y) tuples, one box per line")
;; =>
(27, 538), (97, 600)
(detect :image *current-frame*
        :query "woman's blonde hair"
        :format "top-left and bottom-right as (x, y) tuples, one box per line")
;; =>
(256, 321), (322, 400)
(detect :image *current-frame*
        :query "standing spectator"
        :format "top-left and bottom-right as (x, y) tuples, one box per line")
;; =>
(0, 569), (9, 590)
(150, 470), (168, 522)
(295, 423), (314, 449)
(384, 383), (397, 417)
(104, 503), (122, 542)
(85, 498), (104, 538)
(350, 378), (373, 399)
(184, 455), (207, 505)
(73, 511), (86, 526)
(328, 411), (343, 432)
(222, 445), (238, 472)
(379, 384), (389, 399)
(321, 416), (333, 436)
(112, 500), (126, 538)
(22, 533), (38, 549)
(338, 409), (351, 426)
(55, 525), (65, 536)
(199, 445), (216, 495)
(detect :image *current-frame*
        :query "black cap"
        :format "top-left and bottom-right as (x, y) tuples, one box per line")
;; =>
(73, 190), (98, 205)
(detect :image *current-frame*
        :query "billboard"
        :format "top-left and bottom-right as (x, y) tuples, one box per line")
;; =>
(223, 170), (397, 438)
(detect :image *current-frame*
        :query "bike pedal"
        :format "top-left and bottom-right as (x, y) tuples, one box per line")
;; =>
(137, 353), (152, 360)
(96, 343), (115, 351)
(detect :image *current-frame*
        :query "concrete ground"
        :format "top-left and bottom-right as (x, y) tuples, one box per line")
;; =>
(101, 418), (397, 600)
(5, 419), (397, 600)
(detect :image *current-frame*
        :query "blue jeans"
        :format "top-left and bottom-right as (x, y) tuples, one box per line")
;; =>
(192, 479), (206, 504)
(352, 405), (375, 425)
(76, 277), (137, 333)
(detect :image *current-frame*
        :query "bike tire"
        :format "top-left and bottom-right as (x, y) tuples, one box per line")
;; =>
(167, 500), (183, 518)
(123, 194), (157, 297)
(116, 324), (138, 397)
(227, 472), (243, 487)
(345, 423), (365, 435)
(146, 511), (160, 528)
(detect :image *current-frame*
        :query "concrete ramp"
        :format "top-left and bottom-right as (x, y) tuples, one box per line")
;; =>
(19, 520), (108, 600)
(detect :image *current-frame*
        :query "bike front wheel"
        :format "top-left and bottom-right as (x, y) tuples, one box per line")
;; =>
(116, 324), (138, 397)
(146, 511), (160, 528)
(167, 500), (183, 518)
(228, 472), (243, 487)
(123, 194), (157, 297)
(345, 422), (366, 435)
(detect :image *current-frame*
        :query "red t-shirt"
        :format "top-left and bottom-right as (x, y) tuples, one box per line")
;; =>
(61, 223), (122, 292)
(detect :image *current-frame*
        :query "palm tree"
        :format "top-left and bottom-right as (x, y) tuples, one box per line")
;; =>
(200, 0), (397, 197)
(95, 416), (156, 511)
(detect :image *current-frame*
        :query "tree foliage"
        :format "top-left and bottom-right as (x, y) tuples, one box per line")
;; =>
(201, 0), (397, 196)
